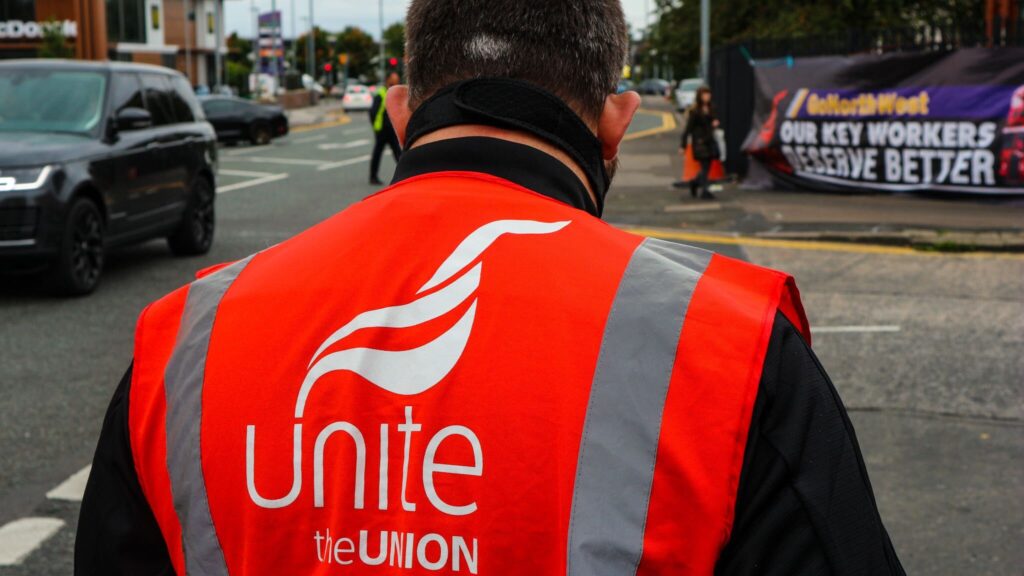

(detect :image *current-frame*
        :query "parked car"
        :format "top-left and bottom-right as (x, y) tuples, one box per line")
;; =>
(674, 77), (704, 111)
(341, 84), (374, 111)
(301, 74), (325, 96)
(0, 60), (217, 295)
(616, 79), (635, 94)
(199, 96), (289, 145)
(637, 78), (671, 96)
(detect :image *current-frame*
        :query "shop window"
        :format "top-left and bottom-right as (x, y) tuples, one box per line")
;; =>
(107, 0), (146, 43)
(0, 0), (34, 21)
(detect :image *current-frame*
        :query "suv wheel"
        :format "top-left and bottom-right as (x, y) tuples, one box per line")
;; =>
(168, 178), (215, 256)
(250, 122), (272, 145)
(49, 197), (104, 296)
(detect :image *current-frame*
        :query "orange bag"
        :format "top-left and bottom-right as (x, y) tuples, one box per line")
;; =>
(681, 144), (725, 183)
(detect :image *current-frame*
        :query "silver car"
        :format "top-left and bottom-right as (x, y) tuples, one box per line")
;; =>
(674, 78), (704, 112)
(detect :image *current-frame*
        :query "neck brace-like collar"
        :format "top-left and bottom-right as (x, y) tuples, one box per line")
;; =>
(404, 78), (609, 215)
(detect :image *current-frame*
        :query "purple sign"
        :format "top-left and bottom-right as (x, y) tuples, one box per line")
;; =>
(258, 11), (283, 75)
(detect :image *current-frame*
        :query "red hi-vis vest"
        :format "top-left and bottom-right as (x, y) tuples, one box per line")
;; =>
(129, 171), (809, 576)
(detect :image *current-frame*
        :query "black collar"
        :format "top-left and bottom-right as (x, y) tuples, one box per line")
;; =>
(391, 137), (599, 217)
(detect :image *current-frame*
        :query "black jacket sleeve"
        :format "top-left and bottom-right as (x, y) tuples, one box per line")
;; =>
(75, 364), (174, 576)
(716, 312), (905, 576)
(369, 92), (382, 125)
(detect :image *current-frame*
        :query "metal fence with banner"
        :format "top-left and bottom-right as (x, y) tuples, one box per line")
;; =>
(741, 48), (1024, 195)
(709, 21), (1023, 182)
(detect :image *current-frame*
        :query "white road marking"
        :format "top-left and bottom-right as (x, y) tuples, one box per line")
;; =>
(317, 139), (370, 150)
(293, 134), (328, 144)
(223, 145), (285, 157)
(814, 325), (902, 334)
(317, 154), (372, 172)
(217, 172), (289, 194)
(342, 128), (367, 135)
(46, 466), (91, 502)
(222, 156), (325, 166)
(218, 168), (279, 178)
(0, 517), (65, 566)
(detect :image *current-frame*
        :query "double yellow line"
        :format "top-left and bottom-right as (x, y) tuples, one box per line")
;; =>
(622, 226), (1024, 259)
(622, 109), (677, 141)
(290, 112), (352, 134)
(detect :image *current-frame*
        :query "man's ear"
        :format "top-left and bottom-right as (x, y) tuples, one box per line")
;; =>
(385, 85), (412, 145)
(596, 90), (641, 160)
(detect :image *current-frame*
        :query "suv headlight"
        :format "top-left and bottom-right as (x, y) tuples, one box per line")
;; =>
(0, 165), (53, 192)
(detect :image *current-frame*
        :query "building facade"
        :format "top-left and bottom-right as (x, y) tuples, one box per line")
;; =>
(0, 0), (228, 87)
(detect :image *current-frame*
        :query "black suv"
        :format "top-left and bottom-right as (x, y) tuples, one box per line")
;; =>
(0, 60), (217, 295)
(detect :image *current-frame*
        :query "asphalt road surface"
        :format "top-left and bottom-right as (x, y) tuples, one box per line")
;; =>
(1, 113), (1021, 575)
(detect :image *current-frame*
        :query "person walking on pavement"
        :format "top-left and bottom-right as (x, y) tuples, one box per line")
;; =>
(369, 71), (403, 185)
(76, 1), (904, 574)
(681, 86), (719, 199)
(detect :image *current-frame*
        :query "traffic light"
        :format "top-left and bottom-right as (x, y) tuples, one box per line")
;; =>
(324, 63), (333, 72)
(389, 57), (399, 67)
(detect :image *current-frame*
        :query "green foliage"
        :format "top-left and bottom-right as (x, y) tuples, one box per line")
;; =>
(226, 60), (251, 97)
(383, 22), (405, 59)
(647, 0), (985, 79)
(295, 26), (332, 75)
(38, 19), (73, 59)
(335, 26), (379, 82)
(226, 32), (253, 64)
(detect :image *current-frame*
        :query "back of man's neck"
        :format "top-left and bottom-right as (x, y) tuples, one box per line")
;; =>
(409, 125), (598, 205)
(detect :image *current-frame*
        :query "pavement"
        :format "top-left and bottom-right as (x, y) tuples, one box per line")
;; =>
(284, 98), (350, 129)
(612, 97), (1024, 252)
(0, 102), (1021, 575)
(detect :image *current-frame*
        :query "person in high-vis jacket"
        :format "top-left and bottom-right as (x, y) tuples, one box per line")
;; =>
(76, 1), (906, 575)
(369, 71), (402, 185)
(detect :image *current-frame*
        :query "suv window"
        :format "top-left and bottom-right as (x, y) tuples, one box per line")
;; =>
(170, 76), (203, 122)
(201, 99), (233, 115)
(140, 74), (175, 126)
(109, 73), (144, 116)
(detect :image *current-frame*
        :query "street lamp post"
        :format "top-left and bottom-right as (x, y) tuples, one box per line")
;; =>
(378, 0), (385, 82)
(307, 0), (315, 80)
(215, 0), (223, 89)
(290, 0), (296, 71)
(270, 0), (279, 90)
(184, 0), (191, 84)
(700, 0), (709, 80)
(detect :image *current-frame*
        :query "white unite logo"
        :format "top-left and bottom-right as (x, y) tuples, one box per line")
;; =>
(245, 219), (570, 515)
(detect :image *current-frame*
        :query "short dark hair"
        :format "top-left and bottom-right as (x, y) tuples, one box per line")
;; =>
(405, 0), (628, 123)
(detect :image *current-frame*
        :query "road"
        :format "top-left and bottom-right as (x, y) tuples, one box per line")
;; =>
(1, 111), (1021, 575)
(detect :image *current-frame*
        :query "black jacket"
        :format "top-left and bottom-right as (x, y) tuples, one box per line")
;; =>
(682, 107), (719, 160)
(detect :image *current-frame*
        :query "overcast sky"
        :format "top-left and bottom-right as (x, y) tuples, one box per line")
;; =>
(224, 0), (653, 40)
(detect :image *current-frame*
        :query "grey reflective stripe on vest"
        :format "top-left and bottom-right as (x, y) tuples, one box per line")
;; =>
(164, 256), (253, 576)
(567, 238), (711, 576)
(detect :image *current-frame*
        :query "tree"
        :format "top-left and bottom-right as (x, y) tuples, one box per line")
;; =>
(335, 26), (378, 82)
(295, 26), (332, 77)
(39, 19), (73, 59)
(383, 22), (405, 59)
(648, 0), (984, 79)
(226, 60), (251, 97)
(226, 32), (253, 64)
(224, 33), (253, 96)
